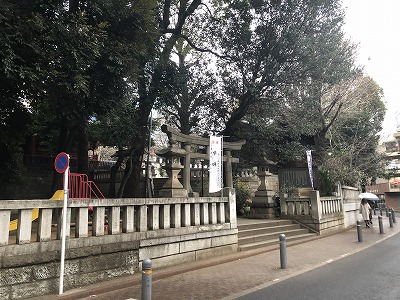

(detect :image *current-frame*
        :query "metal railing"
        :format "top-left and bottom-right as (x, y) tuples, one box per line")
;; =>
(68, 173), (105, 199)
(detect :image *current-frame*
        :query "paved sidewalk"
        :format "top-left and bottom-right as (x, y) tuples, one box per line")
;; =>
(31, 216), (400, 300)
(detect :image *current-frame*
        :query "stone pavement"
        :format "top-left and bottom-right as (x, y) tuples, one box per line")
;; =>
(30, 216), (400, 300)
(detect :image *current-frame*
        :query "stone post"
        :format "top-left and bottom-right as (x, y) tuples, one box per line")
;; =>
(280, 196), (287, 215)
(0, 210), (11, 246)
(224, 187), (237, 229)
(310, 190), (321, 221)
(224, 149), (233, 188)
(183, 142), (196, 196)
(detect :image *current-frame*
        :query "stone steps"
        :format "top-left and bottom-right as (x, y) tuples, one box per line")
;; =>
(237, 219), (318, 251)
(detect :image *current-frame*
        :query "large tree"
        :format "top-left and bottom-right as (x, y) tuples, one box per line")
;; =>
(207, 0), (356, 137)
(158, 39), (227, 135)
(322, 75), (386, 187)
(1, 0), (387, 199)
(199, 0), (357, 166)
(1, 0), (159, 195)
(0, 1), (49, 196)
(121, 0), (215, 197)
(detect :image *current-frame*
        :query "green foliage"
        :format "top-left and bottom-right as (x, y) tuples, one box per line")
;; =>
(0, 142), (26, 198)
(317, 168), (336, 196)
(234, 179), (253, 215)
(0, 2), (43, 188)
(207, 0), (359, 171)
(0, 0), (389, 198)
(321, 75), (386, 186)
(0, 0), (160, 195)
(279, 185), (299, 198)
(273, 195), (281, 218)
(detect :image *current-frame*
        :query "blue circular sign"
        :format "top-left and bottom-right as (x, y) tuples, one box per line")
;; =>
(54, 152), (69, 173)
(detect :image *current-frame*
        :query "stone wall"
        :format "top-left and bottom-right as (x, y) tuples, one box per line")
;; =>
(341, 185), (361, 228)
(0, 237), (139, 299)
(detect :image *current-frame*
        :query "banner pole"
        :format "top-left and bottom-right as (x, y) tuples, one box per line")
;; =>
(59, 164), (69, 295)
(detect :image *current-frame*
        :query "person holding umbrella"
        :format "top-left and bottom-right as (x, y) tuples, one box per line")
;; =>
(367, 200), (377, 224)
(359, 198), (372, 227)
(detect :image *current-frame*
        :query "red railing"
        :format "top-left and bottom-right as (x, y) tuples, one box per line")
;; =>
(66, 173), (105, 200)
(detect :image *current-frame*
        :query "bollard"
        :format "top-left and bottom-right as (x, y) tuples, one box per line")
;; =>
(392, 209), (396, 223)
(389, 212), (393, 227)
(356, 220), (363, 242)
(386, 207), (389, 217)
(141, 259), (152, 300)
(378, 216), (384, 234)
(380, 208), (382, 216)
(279, 234), (287, 269)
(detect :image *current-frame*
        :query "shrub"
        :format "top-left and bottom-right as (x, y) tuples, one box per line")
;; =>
(234, 179), (253, 215)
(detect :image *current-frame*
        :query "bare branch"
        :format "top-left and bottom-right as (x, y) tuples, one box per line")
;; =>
(325, 102), (343, 132)
(179, 33), (234, 60)
(162, 0), (202, 58)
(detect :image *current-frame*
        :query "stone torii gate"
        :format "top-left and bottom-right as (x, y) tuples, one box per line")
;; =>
(157, 125), (245, 197)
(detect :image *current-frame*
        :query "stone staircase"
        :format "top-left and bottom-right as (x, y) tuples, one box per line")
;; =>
(237, 218), (318, 251)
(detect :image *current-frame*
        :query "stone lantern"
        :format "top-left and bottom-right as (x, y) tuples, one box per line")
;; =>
(157, 138), (188, 197)
(250, 160), (277, 218)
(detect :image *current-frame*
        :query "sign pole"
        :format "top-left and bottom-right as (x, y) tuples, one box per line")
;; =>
(58, 158), (69, 295)
(53, 152), (70, 294)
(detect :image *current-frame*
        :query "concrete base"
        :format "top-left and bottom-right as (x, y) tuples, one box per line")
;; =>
(248, 192), (277, 219)
(254, 190), (276, 198)
(246, 207), (276, 219)
(159, 188), (188, 198)
(251, 198), (275, 207)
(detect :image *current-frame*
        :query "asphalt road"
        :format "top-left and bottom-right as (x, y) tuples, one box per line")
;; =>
(238, 232), (400, 300)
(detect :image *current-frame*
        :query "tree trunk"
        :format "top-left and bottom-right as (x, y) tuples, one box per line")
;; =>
(223, 91), (253, 136)
(108, 147), (124, 198)
(77, 124), (89, 175)
(50, 123), (74, 196)
(122, 147), (145, 197)
(120, 100), (151, 197)
(118, 152), (134, 197)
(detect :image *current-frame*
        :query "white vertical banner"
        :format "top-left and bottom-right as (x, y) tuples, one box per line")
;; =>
(306, 150), (314, 189)
(209, 136), (222, 193)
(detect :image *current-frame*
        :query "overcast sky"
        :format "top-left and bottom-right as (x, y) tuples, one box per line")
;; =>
(342, 0), (400, 137)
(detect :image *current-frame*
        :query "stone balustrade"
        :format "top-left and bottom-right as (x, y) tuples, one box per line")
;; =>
(0, 188), (238, 299)
(1, 194), (236, 246)
(320, 196), (342, 215)
(280, 190), (345, 234)
(281, 197), (311, 216)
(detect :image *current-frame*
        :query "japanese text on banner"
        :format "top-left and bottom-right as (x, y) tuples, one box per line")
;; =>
(209, 136), (222, 193)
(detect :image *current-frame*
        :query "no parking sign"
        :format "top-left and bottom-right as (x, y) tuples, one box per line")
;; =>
(53, 152), (70, 294)
(54, 152), (69, 173)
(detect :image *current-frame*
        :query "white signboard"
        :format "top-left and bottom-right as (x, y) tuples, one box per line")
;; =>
(306, 150), (314, 189)
(209, 136), (222, 193)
